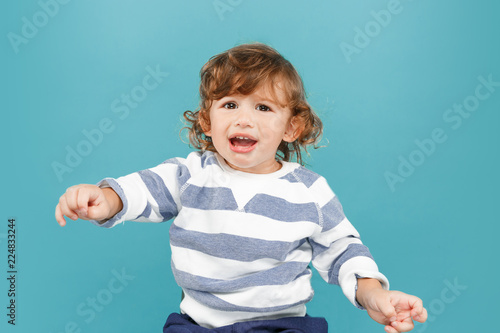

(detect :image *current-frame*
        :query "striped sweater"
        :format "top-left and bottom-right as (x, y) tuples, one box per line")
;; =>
(90, 151), (389, 328)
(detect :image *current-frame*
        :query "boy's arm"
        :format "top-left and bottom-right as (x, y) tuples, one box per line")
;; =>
(56, 154), (196, 228)
(356, 278), (427, 333)
(306, 176), (427, 332)
(88, 155), (196, 227)
(308, 176), (390, 307)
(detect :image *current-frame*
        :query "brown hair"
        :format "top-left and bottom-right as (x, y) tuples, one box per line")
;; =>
(183, 42), (322, 165)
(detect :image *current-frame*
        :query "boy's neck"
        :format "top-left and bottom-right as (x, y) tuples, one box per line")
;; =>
(225, 159), (282, 174)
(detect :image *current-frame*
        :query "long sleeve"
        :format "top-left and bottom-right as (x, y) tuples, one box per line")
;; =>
(89, 156), (192, 228)
(308, 176), (389, 309)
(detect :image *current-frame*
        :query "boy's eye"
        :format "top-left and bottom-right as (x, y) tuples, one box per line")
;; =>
(223, 102), (237, 109)
(256, 104), (271, 112)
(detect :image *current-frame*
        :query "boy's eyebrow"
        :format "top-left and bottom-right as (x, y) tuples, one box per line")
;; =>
(257, 97), (288, 109)
(219, 94), (281, 106)
(256, 97), (278, 105)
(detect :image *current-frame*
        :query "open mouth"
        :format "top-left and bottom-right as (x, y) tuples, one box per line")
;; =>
(229, 135), (257, 153)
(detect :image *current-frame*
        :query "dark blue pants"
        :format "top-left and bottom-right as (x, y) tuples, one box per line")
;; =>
(163, 313), (328, 333)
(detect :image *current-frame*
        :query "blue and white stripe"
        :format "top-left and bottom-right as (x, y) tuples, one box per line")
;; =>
(90, 151), (389, 327)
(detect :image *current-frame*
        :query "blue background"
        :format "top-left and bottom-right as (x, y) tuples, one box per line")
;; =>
(1, 0), (499, 332)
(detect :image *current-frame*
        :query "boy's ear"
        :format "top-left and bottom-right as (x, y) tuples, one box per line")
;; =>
(283, 115), (304, 143)
(199, 110), (211, 136)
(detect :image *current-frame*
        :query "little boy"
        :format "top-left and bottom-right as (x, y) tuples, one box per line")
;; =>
(55, 43), (427, 332)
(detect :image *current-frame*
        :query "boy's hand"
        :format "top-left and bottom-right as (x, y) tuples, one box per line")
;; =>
(55, 185), (122, 227)
(356, 278), (427, 333)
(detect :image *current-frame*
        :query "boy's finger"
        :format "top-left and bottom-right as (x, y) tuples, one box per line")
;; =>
(384, 324), (398, 333)
(76, 188), (90, 216)
(64, 187), (79, 212)
(377, 299), (397, 322)
(390, 319), (414, 332)
(409, 297), (427, 321)
(55, 204), (66, 227)
(413, 307), (428, 323)
(59, 196), (78, 221)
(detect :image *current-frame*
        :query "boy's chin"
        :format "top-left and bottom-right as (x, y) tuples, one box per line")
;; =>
(223, 158), (255, 172)
(224, 157), (280, 174)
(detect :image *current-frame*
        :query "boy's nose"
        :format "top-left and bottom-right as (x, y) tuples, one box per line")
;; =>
(234, 107), (254, 127)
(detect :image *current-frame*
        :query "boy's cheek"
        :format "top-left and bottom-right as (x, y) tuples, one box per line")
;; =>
(260, 118), (286, 141)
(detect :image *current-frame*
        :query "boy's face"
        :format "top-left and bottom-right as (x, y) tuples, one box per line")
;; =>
(203, 85), (299, 174)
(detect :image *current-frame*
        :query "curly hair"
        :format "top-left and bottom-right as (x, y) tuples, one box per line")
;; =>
(183, 42), (322, 165)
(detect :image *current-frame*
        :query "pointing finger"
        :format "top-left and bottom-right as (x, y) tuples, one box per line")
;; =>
(55, 204), (66, 227)
(59, 195), (78, 221)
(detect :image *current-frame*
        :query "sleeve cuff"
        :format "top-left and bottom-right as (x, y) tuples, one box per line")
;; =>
(338, 257), (390, 310)
(88, 178), (129, 228)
